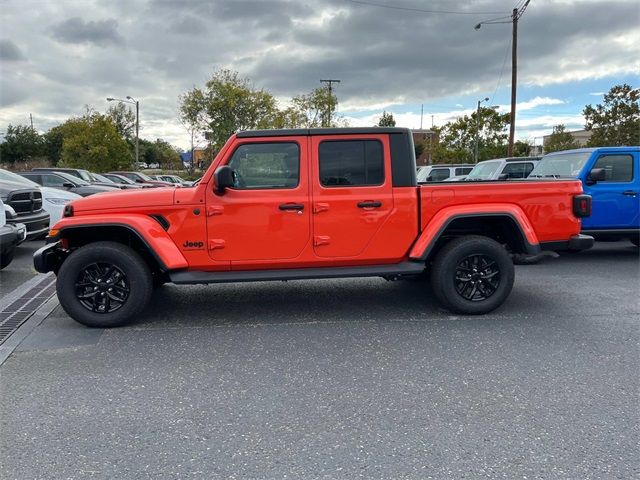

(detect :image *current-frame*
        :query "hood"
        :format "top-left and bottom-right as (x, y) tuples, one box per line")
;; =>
(40, 187), (82, 200)
(70, 186), (176, 213)
(0, 180), (38, 199)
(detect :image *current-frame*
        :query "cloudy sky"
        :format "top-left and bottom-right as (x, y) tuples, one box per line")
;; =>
(1, 0), (638, 149)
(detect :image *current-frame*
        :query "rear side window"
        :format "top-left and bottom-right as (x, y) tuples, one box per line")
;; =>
(42, 174), (67, 187)
(429, 168), (450, 182)
(228, 142), (300, 189)
(319, 140), (383, 187)
(502, 162), (534, 179)
(593, 154), (633, 182)
(455, 167), (473, 176)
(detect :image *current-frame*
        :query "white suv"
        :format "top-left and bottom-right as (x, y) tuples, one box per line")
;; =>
(465, 157), (541, 181)
(417, 164), (474, 183)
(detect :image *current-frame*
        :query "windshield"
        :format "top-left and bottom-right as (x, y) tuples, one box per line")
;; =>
(78, 170), (93, 182)
(57, 171), (89, 185)
(0, 169), (39, 187)
(466, 161), (502, 180)
(137, 172), (153, 181)
(416, 167), (431, 182)
(530, 152), (592, 178)
(92, 173), (113, 183)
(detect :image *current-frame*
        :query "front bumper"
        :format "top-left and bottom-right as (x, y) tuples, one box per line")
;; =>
(0, 224), (22, 254)
(540, 234), (595, 252)
(33, 241), (67, 273)
(8, 210), (50, 240)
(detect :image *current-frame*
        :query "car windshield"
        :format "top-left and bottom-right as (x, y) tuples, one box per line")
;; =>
(137, 172), (153, 181)
(57, 171), (89, 185)
(416, 168), (431, 182)
(106, 174), (135, 184)
(466, 161), (502, 180)
(92, 173), (114, 183)
(78, 170), (93, 182)
(529, 152), (592, 178)
(0, 169), (40, 187)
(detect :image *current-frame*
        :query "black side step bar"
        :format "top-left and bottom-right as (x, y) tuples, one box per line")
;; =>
(169, 262), (426, 285)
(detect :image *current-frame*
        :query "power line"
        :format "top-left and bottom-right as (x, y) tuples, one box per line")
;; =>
(490, 37), (512, 106)
(345, 0), (507, 16)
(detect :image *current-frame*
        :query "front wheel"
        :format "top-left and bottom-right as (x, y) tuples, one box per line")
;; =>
(56, 241), (153, 327)
(430, 236), (514, 315)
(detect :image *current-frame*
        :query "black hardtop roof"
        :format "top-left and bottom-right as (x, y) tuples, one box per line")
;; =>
(236, 127), (411, 138)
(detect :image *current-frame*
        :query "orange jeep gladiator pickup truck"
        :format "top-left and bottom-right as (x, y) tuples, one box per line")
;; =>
(34, 128), (593, 327)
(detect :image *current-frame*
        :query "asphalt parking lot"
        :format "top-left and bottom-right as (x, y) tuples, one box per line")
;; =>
(0, 241), (638, 479)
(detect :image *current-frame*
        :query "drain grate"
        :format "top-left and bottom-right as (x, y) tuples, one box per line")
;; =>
(0, 275), (57, 346)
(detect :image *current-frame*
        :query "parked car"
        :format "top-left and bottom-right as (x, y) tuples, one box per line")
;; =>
(35, 127), (593, 328)
(101, 173), (152, 188)
(0, 198), (27, 269)
(465, 157), (541, 181)
(417, 164), (474, 183)
(108, 171), (173, 187)
(151, 174), (193, 187)
(32, 168), (122, 189)
(19, 171), (119, 197)
(0, 181), (49, 240)
(443, 175), (468, 182)
(0, 169), (80, 225)
(89, 172), (143, 189)
(530, 146), (639, 246)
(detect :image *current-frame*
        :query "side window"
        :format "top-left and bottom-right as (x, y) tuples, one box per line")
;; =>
(593, 154), (633, 182)
(228, 142), (300, 189)
(319, 140), (383, 187)
(42, 174), (67, 187)
(455, 167), (473, 176)
(502, 163), (531, 179)
(429, 168), (450, 182)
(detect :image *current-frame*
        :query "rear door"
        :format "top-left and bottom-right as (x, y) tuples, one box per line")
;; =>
(310, 134), (393, 258)
(582, 151), (639, 229)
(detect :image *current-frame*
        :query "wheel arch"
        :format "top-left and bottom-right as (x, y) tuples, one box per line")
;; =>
(410, 208), (540, 262)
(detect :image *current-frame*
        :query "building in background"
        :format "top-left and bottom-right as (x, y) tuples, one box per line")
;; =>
(411, 129), (439, 166)
(542, 128), (593, 153)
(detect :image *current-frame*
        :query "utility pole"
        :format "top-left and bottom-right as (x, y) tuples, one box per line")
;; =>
(320, 79), (340, 127)
(475, 0), (531, 157)
(474, 97), (489, 163)
(29, 114), (34, 131)
(420, 104), (424, 129)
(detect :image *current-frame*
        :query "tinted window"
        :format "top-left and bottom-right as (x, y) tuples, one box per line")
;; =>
(456, 167), (473, 176)
(429, 168), (450, 182)
(319, 140), (383, 187)
(42, 174), (68, 187)
(593, 154), (633, 182)
(502, 162), (534, 179)
(228, 142), (300, 189)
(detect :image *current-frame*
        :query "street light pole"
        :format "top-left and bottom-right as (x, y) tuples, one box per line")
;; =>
(106, 95), (139, 166)
(475, 0), (530, 157)
(474, 97), (489, 163)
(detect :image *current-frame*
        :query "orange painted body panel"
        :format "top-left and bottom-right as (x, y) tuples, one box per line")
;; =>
(55, 132), (586, 273)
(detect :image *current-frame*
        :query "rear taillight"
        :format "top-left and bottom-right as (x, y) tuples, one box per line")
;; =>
(573, 194), (592, 218)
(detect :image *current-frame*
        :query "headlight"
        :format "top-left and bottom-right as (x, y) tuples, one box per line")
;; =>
(4, 204), (16, 218)
(46, 197), (71, 205)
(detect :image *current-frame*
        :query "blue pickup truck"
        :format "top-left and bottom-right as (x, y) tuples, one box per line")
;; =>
(530, 146), (639, 246)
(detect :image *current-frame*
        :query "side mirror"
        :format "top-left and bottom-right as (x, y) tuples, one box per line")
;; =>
(587, 167), (606, 185)
(214, 166), (235, 194)
(426, 175), (433, 182)
(135, 179), (144, 183)
(63, 182), (74, 188)
(498, 173), (509, 180)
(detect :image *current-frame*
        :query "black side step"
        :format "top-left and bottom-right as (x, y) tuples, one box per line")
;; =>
(169, 262), (426, 285)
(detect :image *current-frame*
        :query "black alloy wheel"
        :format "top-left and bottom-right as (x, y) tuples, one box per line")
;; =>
(75, 262), (130, 313)
(454, 254), (500, 302)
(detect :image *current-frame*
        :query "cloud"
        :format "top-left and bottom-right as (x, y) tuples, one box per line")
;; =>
(0, 39), (26, 61)
(51, 17), (124, 46)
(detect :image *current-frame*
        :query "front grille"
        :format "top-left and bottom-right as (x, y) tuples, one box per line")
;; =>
(7, 189), (43, 214)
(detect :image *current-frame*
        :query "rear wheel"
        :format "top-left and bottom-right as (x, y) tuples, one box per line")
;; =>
(56, 241), (153, 327)
(430, 235), (514, 315)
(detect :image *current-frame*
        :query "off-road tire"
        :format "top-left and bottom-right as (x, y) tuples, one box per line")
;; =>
(430, 235), (514, 315)
(56, 241), (153, 328)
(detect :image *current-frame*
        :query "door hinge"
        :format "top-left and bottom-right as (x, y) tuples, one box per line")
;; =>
(313, 203), (330, 214)
(208, 239), (226, 250)
(207, 206), (224, 216)
(313, 235), (331, 246)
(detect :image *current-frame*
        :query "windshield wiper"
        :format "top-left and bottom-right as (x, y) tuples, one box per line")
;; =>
(544, 174), (560, 178)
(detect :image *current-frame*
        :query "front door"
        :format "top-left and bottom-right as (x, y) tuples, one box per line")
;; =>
(310, 135), (394, 258)
(206, 138), (311, 261)
(582, 152), (639, 229)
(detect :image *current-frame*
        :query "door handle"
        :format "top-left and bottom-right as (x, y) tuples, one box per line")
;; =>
(279, 203), (305, 211)
(622, 190), (638, 197)
(357, 201), (382, 209)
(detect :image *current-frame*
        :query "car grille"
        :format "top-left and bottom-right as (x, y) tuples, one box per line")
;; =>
(7, 189), (43, 214)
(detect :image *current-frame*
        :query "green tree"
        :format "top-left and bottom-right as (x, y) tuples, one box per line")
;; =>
(59, 113), (132, 172)
(179, 69), (280, 150)
(544, 124), (580, 153)
(433, 107), (510, 163)
(140, 139), (182, 169)
(106, 102), (136, 140)
(584, 84), (640, 146)
(287, 87), (341, 128)
(378, 111), (396, 127)
(0, 124), (45, 163)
